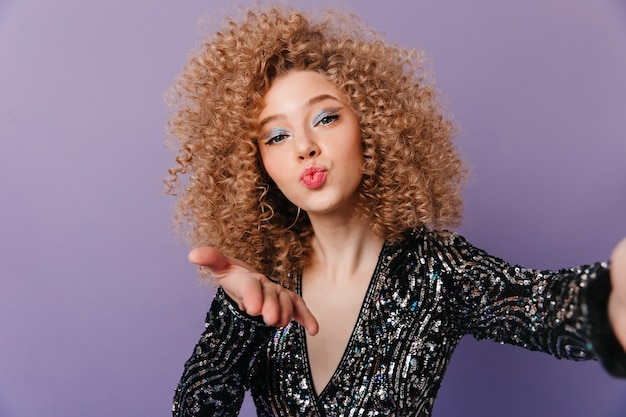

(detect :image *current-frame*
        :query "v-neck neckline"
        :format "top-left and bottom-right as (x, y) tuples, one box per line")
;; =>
(295, 240), (390, 403)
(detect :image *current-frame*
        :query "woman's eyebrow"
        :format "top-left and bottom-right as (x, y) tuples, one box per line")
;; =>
(259, 94), (342, 127)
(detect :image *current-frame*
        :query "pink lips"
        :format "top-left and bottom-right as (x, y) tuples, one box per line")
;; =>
(300, 165), (327, 189)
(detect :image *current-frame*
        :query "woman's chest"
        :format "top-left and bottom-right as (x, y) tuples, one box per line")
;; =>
(303, 276), (372, 396)
(250, 273), (461, 416)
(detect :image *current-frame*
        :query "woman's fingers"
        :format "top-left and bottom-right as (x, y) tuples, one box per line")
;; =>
(287, 291), (319, 335)
(235, 275), (264, 315)
(188, 247), (255, 274)
(277, 291), (295, 327)
(188, 247), (231, 273)
(259, 281), (281, 325)
(247, 280), (318, 334)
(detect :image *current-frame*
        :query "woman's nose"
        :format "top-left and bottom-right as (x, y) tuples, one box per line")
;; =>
(296, 131), (320, 160)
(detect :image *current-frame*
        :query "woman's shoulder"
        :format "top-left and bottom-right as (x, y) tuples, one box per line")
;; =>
(387, 227), (481, 269)
(399, 227), (469, 248)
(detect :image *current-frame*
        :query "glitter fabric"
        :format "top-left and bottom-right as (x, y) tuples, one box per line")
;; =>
(173, 228), (625, 416)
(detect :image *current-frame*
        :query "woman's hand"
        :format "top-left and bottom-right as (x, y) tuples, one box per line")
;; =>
(609, 237), (626, 351)
(188, 247), (319, 335)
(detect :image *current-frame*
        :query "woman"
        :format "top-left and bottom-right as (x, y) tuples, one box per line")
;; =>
(166, 6), (626, 416)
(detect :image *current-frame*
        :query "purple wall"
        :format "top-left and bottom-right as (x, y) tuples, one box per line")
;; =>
(0, 1), (624, 416)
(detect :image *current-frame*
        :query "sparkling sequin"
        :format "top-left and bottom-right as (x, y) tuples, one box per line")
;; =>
(173, 228), (620, 416)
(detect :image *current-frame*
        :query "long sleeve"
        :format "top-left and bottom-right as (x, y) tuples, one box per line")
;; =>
(173, 287), (274, 416)
(584, 269), (626, 376)
(435, 232), (626, 376)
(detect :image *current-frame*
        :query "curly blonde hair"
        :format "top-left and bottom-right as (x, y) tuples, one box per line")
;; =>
(165, 6), (465, 288)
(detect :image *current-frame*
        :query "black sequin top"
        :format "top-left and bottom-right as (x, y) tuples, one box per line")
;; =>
(173, 229), (626, 416)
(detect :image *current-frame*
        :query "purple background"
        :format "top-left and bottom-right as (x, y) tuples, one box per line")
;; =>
(1, 0), (625, 416)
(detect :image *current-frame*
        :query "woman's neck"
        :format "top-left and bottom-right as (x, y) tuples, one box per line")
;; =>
(306, 218), (384, 283)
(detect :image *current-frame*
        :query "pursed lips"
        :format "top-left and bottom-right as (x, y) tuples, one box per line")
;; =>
(299, 165), (328, 188)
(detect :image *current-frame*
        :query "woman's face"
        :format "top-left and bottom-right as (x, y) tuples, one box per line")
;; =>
(257, 70), (363, 219)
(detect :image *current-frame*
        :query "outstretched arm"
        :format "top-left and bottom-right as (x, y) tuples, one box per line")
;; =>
(173, 287), (272, 417)
(174, 248), (318, 416)
(609, 237), (626, 351)
(188, 247), (319, 335)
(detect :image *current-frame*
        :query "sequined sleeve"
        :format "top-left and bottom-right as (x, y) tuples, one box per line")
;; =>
(435, 232), (626, 376)
(172, 287), (274, 416)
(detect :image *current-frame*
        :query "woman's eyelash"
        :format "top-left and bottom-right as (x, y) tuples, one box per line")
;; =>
(312, 108), (341, 127)
(262, 129), (290, 145)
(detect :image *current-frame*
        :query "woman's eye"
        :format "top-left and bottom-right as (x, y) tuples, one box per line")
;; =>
(318, 114), (339, 126)
(312, 108), (341, 127)
(267, 134), (286, 145)
(264, 131), (289, 145)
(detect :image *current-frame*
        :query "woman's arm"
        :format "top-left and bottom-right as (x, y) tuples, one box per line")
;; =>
(173, 248), (318, 416)
(436, 232), (626, 376)
(173, 288), (274, 417)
